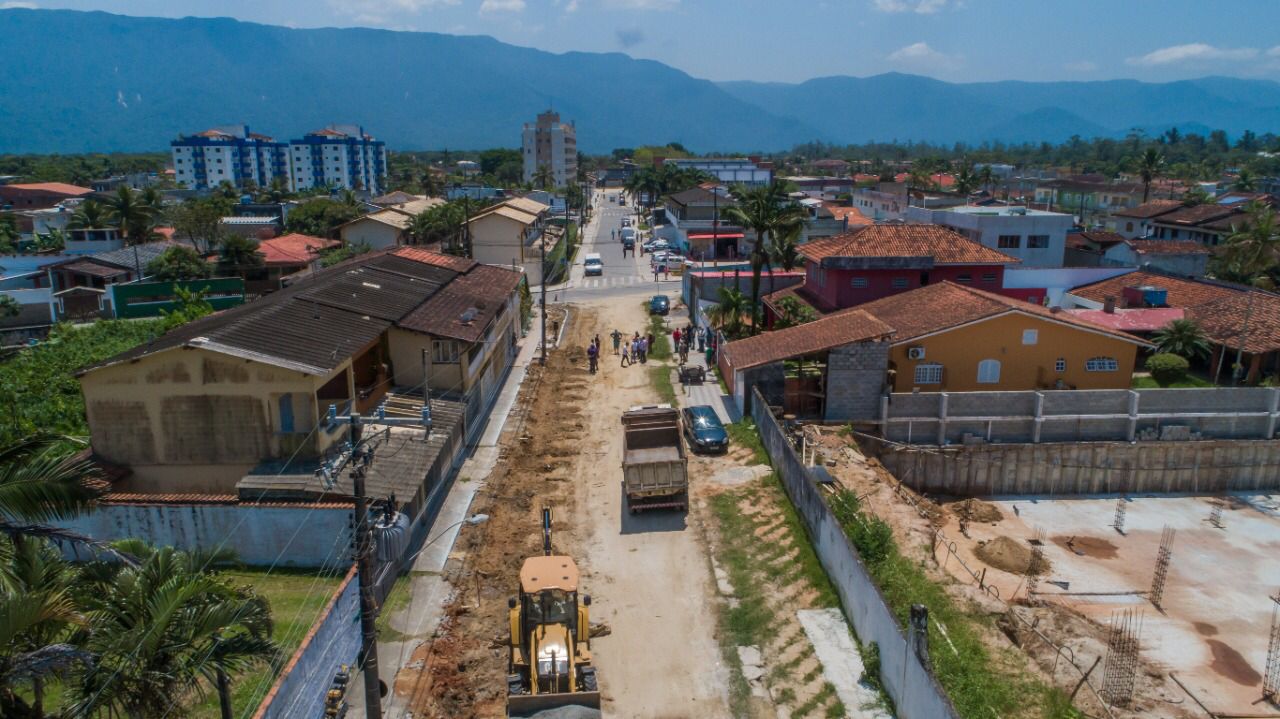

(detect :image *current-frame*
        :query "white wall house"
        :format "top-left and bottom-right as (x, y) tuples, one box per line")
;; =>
(905, 205), (1074, 267)
(287, 125), (388, 195)
(522, 111), (578, 189)
(170, 125), (289, 190)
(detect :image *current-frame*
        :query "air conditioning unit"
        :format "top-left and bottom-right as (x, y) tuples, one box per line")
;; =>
(907, 347), (926, 360)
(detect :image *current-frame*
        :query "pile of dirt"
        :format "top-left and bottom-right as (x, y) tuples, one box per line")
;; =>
(975, 535), (1050, 575)
(948, 498), (1004, 524)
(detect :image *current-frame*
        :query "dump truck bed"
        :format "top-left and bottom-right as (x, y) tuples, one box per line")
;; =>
(621, 406), (688, 512)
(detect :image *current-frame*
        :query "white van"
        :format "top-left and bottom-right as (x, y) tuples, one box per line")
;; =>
(584, 253), (604, 276)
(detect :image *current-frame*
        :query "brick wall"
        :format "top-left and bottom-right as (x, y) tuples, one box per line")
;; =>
(825, 340), (890, 421)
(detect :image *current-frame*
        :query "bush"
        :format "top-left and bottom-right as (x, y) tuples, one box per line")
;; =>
(1146, 352), (1190, 386)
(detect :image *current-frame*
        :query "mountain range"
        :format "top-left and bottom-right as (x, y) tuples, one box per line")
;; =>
(1, 8), (1278, 155)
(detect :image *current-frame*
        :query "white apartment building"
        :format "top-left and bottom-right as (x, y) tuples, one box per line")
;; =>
(662, 157), (774, 186)
(287, 125), (388, 195)
(170, 125), (289, 190)
(522, 111), (578, 188)
(905, 204), (1075, 267)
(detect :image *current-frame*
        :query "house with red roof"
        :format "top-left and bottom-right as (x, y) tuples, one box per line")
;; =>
(0, 182), (94, 210)
(761, 224), (1020, 324)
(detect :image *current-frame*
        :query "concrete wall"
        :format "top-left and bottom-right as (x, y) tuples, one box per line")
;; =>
(826, 340), (890, 421)
(253, 569), (360, 719)
(61, 502), (353, 568)
(877, 439), (1280, 496)
(882, 387), (1280, 445)
(752, 389), (959, 719)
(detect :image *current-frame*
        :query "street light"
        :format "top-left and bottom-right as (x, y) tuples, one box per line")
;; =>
(403, 513), (490, 564)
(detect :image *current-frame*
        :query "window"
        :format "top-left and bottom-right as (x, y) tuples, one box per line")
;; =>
(1055, 358), (1066, 372)
(433, 339), (460, 363)
(1085, 356), (1119, 372)
(977, 359), (1001, 384)
(1027, 235), (1050, 249)
(1125, 222), (1134, 232)
(956, 273), (972, 284)
(891, 277), (908, 289)
(914, 364), (943, 384)
(997, 235), (1021, 249)
(981, 272), (997, 283)
(1022, 329), (1038, 345)
(278, 394), (295, 433)
(851, 277), (868, 288)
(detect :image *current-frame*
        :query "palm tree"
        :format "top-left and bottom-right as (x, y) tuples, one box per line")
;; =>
(216, 236), (264, 277)
(712, 286), (749, 338)
(0, 538), (88, 718)
(1137, 148), (1165, 203)
(69, 545), (279, 719)
(1234, 168), (1258, 192)
(108, 186), (154, 244)
(531, 164), (554, 190)
(1153, 318), (1212, 360)
(0, 436), (102, 546)
(1219, 201), (1280, 286)
(139, 187), (164, 217)
(720, 181), (808, 335)
(69, 200), (108, 230)
(0, 215), (18, 252)
(976, 164), (996, 194)
(765, 224), (804, 299)
(953, 164), (979, 195)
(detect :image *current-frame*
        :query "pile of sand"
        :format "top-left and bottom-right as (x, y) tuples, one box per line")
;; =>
(974, 536), (1051, 575)
(948, 498), (1004, 524)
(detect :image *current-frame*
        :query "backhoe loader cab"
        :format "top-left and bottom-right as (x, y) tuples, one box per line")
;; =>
(506, 512), (600, 717)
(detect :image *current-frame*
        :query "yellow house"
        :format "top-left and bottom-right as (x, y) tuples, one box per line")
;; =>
(466, 197), (553, 284)
(858, 281), (1150, 392)
(77, 247), (522, 494)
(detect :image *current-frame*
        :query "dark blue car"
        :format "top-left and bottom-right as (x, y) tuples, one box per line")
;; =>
(683, 405), (729, 453)
(649, 295), (670, 315)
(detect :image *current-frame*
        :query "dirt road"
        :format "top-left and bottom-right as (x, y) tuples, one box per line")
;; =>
(403, 296), (730, 718)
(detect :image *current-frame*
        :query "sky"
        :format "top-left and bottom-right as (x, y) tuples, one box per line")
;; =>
(7, 0), (1280, 84)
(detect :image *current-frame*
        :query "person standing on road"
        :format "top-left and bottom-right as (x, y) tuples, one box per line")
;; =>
(697, 326), (706, 352)
(611, 329), (622, 355)
(587, 341), (598, 374)
(672, 327), (682, 348)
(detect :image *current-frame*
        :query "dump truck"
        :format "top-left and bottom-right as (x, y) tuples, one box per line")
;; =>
(621, 404), (688, 513)
(506, 508), (601, 719)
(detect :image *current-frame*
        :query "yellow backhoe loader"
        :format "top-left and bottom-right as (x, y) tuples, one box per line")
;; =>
(505, 508), (601, 718)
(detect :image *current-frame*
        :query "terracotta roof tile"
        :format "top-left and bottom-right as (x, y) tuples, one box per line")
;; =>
(1191, 291), (1280, 354)
(857, 281), (1149, 345)
(1127, 239), (1210, 255)
(398, 263), (523, 343)
(1070, 270), (1241, 309)
(823, 205), (873, 226)
(799, 225), (1018, 266)
(257, 233), (339, 265)
(722, 309), (894, 371)
(1113, 199), (1183, 219)
(1157, 204), (1238, 226)
(1069, 231), (1128, 248)
(392, 246), (476, 272)
(2, 182), (95, 196)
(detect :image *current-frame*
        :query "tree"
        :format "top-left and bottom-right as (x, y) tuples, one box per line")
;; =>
(107, 186), (155, 244)
(976, 164), (996, 193)
(712, 286), (749, 338)
(0, 296), (20, 319)
(1218, 201), (1280, 286)
(146, 245), (211, 282)
(320, 240), (373, 268)
(69, 545), (279, 719)
(765, 225), (804, 299)
(531, 164), (554, 190)
(1233, 168), (1257, 192)
(1182, 185), (1212, 205)
(170, 200), (225, 254)
(1137, 148), (1165, 203)
(34, 228), (66, 253)
(216, 236), (264, 278)
(720, 181), (808, 335)
(68, 200), (108, 230)
(953, 164), (979, 195)
(0, 436), (102, 546)
(285, 199), (361, 239)
(1152, 318), (1212, 360)
(772, 296), (818, 329)
(0, 215), (18, 253)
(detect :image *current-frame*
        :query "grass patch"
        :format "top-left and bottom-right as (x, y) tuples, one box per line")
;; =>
(725, 418), (769, 466)
(1131, 373), (1214, 388)
(647, 314), (672, 361)
(375, 573), (415, 642)
(648, 365), (678, 406)
(827, 490), (1081, 719)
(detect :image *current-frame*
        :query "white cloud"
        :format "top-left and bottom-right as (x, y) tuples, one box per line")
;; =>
(480, 0), (525, 12)
(329, 0), (459, 26)
(887, 41), (954, 66)
(0, 1), (39, 8)
(1127, 43), (1258, 66)
(872, 0), (949, 14)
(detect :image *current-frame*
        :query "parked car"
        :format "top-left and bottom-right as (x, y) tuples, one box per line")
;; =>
(682, 405), (729, 453)
(649, 295), (670, 315)
(621, 217), (631, 227)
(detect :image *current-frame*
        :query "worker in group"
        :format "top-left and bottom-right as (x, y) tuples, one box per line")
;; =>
(610, 329), (623, 355)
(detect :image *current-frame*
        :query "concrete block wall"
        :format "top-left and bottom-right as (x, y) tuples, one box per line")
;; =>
(826, 340), (889, 422)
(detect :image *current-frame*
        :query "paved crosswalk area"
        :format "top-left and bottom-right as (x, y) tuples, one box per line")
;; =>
(578, 275), (681, 289)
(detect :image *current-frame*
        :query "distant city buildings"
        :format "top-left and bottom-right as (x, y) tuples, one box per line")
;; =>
(170, 123), (387, 194)
(661, 157), (773, 186)
(905, 204), (1074, 267)
(522, 111), (578, 188)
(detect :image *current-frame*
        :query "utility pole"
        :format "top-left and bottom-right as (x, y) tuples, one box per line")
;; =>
(540, 211), (548, 366)
(318, 402), (434, 719)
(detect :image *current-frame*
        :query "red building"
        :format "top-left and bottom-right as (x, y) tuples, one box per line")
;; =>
(763, 225), (1019, 322)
